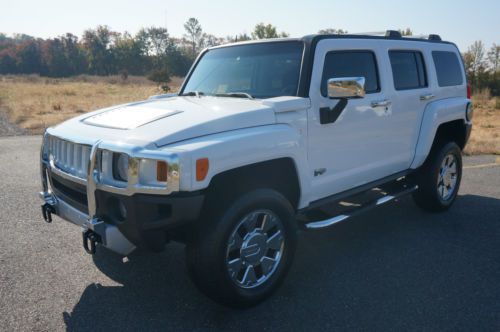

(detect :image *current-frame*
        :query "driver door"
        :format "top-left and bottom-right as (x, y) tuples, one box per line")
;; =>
(307, 39), (410, 202)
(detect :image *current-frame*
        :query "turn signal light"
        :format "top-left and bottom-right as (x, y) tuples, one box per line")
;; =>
(196, 158), (209, 181)
(157, 161), (168, 182)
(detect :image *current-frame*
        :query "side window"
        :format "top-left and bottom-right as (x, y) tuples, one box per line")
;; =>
(389, 51), (427, 90)
(321, 51), (380, 96)
(432, 51), (464, 87)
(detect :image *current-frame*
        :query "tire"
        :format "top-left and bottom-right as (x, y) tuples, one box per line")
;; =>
(186, 188), (297, 308)
(412, 141), (463, 212)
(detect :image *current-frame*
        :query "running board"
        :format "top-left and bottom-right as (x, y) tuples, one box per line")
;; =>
(304, 185), (418, 230)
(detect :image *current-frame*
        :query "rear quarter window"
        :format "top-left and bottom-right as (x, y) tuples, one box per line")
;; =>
(432, 51), (464, 87)
(389, 51), (427, 90)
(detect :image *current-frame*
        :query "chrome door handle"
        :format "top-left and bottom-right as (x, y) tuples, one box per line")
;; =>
(371, 99), (391, 108)
(420, 93), (435, 101)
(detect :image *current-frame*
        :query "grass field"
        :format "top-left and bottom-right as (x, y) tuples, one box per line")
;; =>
(0, 75), (182, 133)
(466, 91), (500, 155)
(0, 75), (498, 155)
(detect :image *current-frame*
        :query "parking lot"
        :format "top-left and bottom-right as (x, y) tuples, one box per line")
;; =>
(0, 135), (499, 331)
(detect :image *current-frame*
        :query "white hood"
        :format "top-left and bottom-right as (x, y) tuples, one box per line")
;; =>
(82, 106), (182, 130)
(49, 95), (309, 148)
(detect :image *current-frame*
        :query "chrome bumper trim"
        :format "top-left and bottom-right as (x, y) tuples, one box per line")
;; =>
(39, 190), (136, 256)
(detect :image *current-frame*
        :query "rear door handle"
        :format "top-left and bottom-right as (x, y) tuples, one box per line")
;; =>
(371, 99), (391, 108)
(420, 93), (435, 101)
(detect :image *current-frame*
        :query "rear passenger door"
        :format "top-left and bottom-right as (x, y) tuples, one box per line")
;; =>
(384, 47), (433, 167)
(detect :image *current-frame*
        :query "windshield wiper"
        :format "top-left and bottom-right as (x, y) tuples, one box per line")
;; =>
(215, 92), (254, 99)
(181, 91), (204, 97)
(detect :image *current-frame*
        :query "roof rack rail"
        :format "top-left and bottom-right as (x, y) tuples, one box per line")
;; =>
(385, 30), (402, 38)
(428, 34), (442, 41)
(341, 31), (443, 42)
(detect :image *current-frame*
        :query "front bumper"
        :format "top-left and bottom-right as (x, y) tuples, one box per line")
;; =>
(39, 134), (204, 255)
(39, 190), (136, 255)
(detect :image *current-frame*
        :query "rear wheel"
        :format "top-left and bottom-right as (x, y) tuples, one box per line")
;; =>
(186, 189), (297, 308)
(413, 141), (462, 212)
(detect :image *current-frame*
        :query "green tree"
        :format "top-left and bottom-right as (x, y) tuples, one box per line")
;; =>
(184, 18), (203, 56)
(0, 51), (17, 74)
(200, 33), (224, 49)
(487, 44), (500, 95)
(81, 25), (116, 75)
(113, 32), (146, 75)
(398, 28), (413, 36)
(487, 44), (500, 75)
(464, 41), (487, 91)
(138, 27), (172, 86)
(16, 40), (42, 74)
(252, 23), (289, 39)
(225, 33), (252, 43)
(318, 28), (348, 35)
(40, 38), (67, 76)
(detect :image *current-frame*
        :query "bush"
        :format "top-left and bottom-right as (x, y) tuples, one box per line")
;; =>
(119, 69), (128, 82)
(147, 67), (171, 89)
(473, 88), (491, 108)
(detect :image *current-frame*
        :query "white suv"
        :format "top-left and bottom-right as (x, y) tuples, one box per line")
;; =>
(39, 31), (472, 307)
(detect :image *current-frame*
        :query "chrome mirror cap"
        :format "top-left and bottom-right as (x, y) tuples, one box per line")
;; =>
(327, 77), (366, 99)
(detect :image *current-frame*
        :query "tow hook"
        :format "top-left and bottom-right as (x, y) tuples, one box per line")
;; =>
(82, 229), (101, 255)
(41, 203), (55, 223)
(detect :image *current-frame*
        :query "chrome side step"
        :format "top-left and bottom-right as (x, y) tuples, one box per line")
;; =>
(304, 185), (418, 230)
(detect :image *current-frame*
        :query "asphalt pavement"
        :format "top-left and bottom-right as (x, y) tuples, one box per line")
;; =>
(0, 136), (499, 331)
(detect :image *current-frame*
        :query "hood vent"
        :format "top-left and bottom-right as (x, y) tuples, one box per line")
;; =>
(82, 106), (182, 130)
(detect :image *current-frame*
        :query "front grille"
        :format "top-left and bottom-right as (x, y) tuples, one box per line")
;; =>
(47, 135), (91, 180)
(50, 172), (88, 214)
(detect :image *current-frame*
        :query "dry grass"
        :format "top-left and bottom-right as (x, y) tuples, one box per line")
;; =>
(464, 92), (500, 155)
(0, 75), (182, 133)
(0, 75), (498, 155)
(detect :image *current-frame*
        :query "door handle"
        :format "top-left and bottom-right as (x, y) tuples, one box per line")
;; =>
(420, 93), (435, 101)
(371, 99), (391, 108)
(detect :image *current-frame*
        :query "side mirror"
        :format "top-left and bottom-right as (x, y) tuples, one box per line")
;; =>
(327, 77), (366, 99)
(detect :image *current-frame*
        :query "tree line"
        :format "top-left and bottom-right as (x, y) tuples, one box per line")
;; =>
(463, 41), (500, 96)
(1, 20), (498, 95)
(0, 19), (293, 87)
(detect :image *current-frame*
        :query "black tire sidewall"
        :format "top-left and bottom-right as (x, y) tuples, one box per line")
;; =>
(187, 189), (297, 307)
(432, 142), (462, 207)
(415, 141), (462, 211)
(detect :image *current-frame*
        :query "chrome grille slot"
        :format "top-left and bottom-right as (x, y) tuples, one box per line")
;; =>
(47, 135), (90, 180)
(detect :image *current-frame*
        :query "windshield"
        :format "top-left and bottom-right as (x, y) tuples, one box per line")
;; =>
(182, 41), (304, 99)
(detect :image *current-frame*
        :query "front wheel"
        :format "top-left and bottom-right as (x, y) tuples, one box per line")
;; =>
(413, 141), (463, 212)
(186, 189), (297, 308)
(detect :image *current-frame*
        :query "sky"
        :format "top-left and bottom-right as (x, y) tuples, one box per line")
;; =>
(0, 0), (498, 51)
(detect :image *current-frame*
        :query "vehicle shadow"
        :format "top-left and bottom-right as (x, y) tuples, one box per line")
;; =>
(63, 194), (500, 331)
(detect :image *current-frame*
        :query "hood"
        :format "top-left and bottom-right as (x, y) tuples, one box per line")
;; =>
(49, 95), (310, 148)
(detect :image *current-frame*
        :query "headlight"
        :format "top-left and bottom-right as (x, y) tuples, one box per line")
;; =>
(113, 153), (129, 182)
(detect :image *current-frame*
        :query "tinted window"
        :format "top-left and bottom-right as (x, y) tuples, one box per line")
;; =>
(321, 51), (380, 96)
(182, 41), (304, 99)
(389, 51), (427, 90)
(432, 51), (464, 86)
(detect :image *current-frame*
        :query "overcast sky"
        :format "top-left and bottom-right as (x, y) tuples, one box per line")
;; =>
(1, 0), (498, 51)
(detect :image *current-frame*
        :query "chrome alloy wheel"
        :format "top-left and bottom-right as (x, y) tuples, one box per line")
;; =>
(437, 153), (458, 201)
(226, 210), (285, 289)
